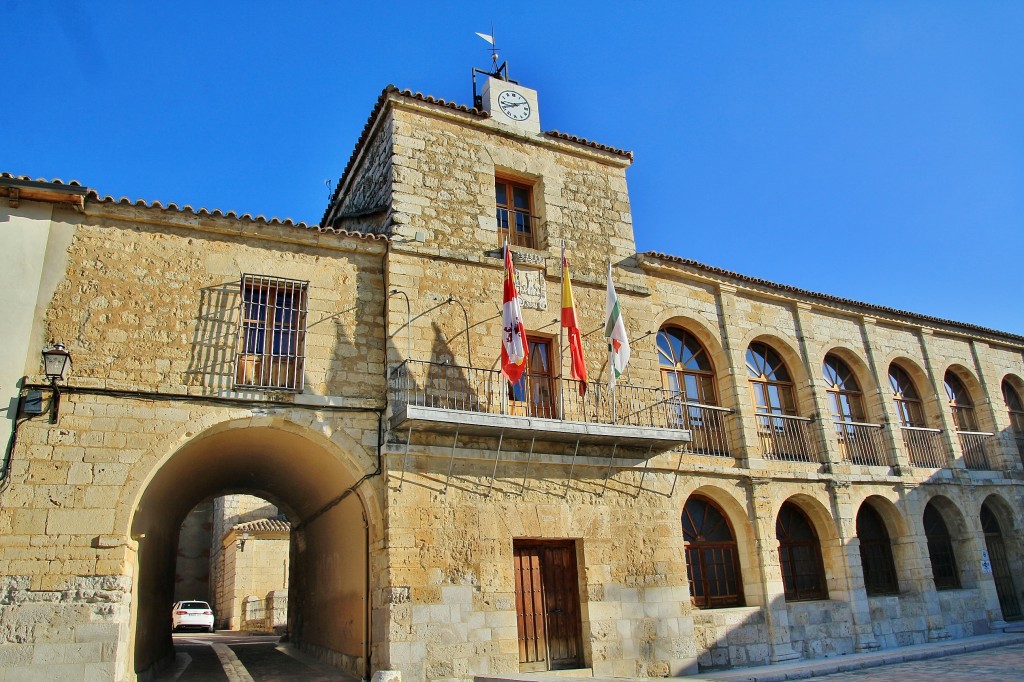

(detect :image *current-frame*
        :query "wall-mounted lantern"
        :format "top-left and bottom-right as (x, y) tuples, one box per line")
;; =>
(41, 343), (72, 423)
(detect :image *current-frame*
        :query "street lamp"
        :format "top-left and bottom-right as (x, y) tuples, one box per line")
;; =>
(41, 343), (72, 424)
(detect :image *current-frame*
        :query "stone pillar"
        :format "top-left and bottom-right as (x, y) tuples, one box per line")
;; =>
(826, 481), (880, 652)
(896, 484), (950, 641)
(714, 285), (761, 467)
(748, 478), (801, 663)
(859, 317), (910, 473)
(791, 304), (839, 471)
(916, 330), (963, 472)
(969, 339), (1018, 472)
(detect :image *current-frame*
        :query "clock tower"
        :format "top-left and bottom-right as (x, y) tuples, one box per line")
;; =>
(479, 77), (541, 134)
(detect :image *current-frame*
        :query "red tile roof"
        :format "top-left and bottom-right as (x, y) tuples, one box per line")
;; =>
(643, 251), (1024, 343)
(234, 518), (290, 534)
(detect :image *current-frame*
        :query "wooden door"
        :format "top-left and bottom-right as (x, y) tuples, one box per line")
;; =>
(513, 541), (583, 671)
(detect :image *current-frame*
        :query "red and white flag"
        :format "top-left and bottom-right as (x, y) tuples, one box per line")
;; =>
(500, 243), (529, 383)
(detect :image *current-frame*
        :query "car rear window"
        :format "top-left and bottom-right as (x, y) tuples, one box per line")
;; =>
(181, 602), (210, 610)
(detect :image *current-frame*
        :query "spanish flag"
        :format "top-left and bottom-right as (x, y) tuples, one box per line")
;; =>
(561, 242), (587, 395)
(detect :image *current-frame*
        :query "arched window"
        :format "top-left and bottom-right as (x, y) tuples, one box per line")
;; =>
(776, 502), (828, 601)
(856, 504), (899, 595)
(823, 354), (866, 423)
(657, 327), (717, 405)
(1003, 380), (1024, 441)
(889, 364), (925, 427)
(682, 495), (744, 608)
(981, 502), (1023, 621)
(747, 342), (797, 416)
(944, 371), (978, 432)
(923, 502), (960, 590)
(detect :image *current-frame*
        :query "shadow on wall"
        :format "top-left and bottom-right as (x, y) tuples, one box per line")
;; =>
(185, 282), (240, 392)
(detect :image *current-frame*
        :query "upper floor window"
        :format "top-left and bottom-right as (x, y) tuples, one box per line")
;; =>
(235, 274), (308, 391)
(657, 327), (717, 406)
(823, 354), (866, 423)
(889, 364), (925, 427)
(682, 495), (744, 608)
(943, 371), (978, 432)
(508, 335), (554, 418)
(1003, 380), (1024, 434)
(923, 501), (960, 590)
(856, 504), (899, 595)
(776, 502), (828, 601)
(495, 176), (537, 249)
(746, 342), (796, 416)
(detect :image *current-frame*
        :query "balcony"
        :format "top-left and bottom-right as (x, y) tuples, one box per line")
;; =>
(388, 360), (691, 449)
(754, 413), (818, 462)
(957, 430), (997, 470)
(901, 426), (947, 468)
(833, 420), (890, 467)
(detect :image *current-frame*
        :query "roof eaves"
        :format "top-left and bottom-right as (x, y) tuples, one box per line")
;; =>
(642, 251), (1024, 343)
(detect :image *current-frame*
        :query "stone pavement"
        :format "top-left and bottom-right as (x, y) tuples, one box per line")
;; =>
(688, 630), (1024, 682)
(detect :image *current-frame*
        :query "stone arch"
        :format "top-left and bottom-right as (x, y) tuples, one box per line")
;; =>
(821, 346), (883, 423)
(943, 363), (993, 432)
(127, 414), (381, 681)
(743, 334), (815, 418)
(979, 493), (1024, 621)
(657, 316), (732, 409)
(855, 495), (910, 595)
(886, 356), (946, 429)
(775, 493), (843, 600)
(921, 494), (976, 591)
(684, 484), (761, 606)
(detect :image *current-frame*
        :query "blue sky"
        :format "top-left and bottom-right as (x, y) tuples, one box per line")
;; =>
(5, 1), (1023, 335)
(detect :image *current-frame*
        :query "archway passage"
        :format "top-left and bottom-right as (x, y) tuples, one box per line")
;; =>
(131, 423), (371, 679)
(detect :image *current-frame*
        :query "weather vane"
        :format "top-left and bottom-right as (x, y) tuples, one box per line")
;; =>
(471, 25), (515, 108)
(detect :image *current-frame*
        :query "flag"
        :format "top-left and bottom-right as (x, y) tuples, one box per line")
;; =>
(604, 263), (630, 389)
(561, 243), (587, 395)
(500, 243), (529, 383)
(475, 32), (495, 45)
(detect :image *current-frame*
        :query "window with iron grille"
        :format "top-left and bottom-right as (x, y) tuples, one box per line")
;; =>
(234, 274), (308, 391)
(924, 502), (960, 590)
(777, 502), (828, 601)
(856, 504), (899, 595)
(682, 495), (744, 608)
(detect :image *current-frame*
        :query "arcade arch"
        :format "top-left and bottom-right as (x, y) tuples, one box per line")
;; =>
(129, 419), (379, 680)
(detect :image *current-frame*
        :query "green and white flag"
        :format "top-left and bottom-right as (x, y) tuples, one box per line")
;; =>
(604, 263), (630, 389)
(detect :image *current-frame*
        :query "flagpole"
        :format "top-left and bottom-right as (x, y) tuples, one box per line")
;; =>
(559, 240), (566, 421)
(608, 259), (616, 424)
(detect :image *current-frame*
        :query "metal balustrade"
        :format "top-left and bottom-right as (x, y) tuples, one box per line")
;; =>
(958, 430), (996, 470)
(754, 413), (817, 462)
(496, 208), (542, 249)
(901, 426), (947, 468)
(833, 420), (889, 466)
(389, 360), (704, 432)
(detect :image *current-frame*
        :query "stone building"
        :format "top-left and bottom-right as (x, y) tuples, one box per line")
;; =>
(1, 73), (1023, 682)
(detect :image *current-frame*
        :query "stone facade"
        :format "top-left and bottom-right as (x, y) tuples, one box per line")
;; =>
(1, 78), (1023, 682)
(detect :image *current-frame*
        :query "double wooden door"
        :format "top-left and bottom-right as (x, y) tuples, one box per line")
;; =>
(513, 541), (583, 671)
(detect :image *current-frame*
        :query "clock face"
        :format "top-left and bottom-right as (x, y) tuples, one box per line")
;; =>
(497, 90), (531, 122)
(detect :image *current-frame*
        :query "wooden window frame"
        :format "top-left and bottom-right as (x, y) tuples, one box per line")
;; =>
(823, 354), (866, 423)
(1003, 380), (1024, 434)
(777, 502), (829, 601)
(496, 176), (538, 249)
(508, 335), (556, 418)
(747, 342), (798, 417)
(924, 502), (960, 591)
(856, 504), (900, 596)
(890, 364), (926, 428)
(657, 326), (719, 406)
(682, 495), (745, 608)
(234, 274), (308, 391)
(943, 371), (978, 432)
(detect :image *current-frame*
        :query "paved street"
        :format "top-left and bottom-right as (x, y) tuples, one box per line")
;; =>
(805, 641), (1024, 681)
(154, 633), (355, 681)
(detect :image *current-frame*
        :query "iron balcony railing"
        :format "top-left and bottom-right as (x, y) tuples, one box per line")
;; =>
(754, 412), (818, 462)
(957, 430), (996, 470)
(833, 420), (889, 466)
(900, 426), (947, 468)
(389, 359), (724, 435)
(496, 207), (541, 249)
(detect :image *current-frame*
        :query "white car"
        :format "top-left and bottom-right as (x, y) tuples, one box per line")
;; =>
(171, 600), (215, 633)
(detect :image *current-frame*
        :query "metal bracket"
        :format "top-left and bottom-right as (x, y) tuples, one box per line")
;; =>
(444, 427), (460, 493)
(398, 426), (413, 491)
(563, 439), (581, 498)
(600, 443), (619, 497)
(486, 431), (504, 498)
(520, 436), (536, 496)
